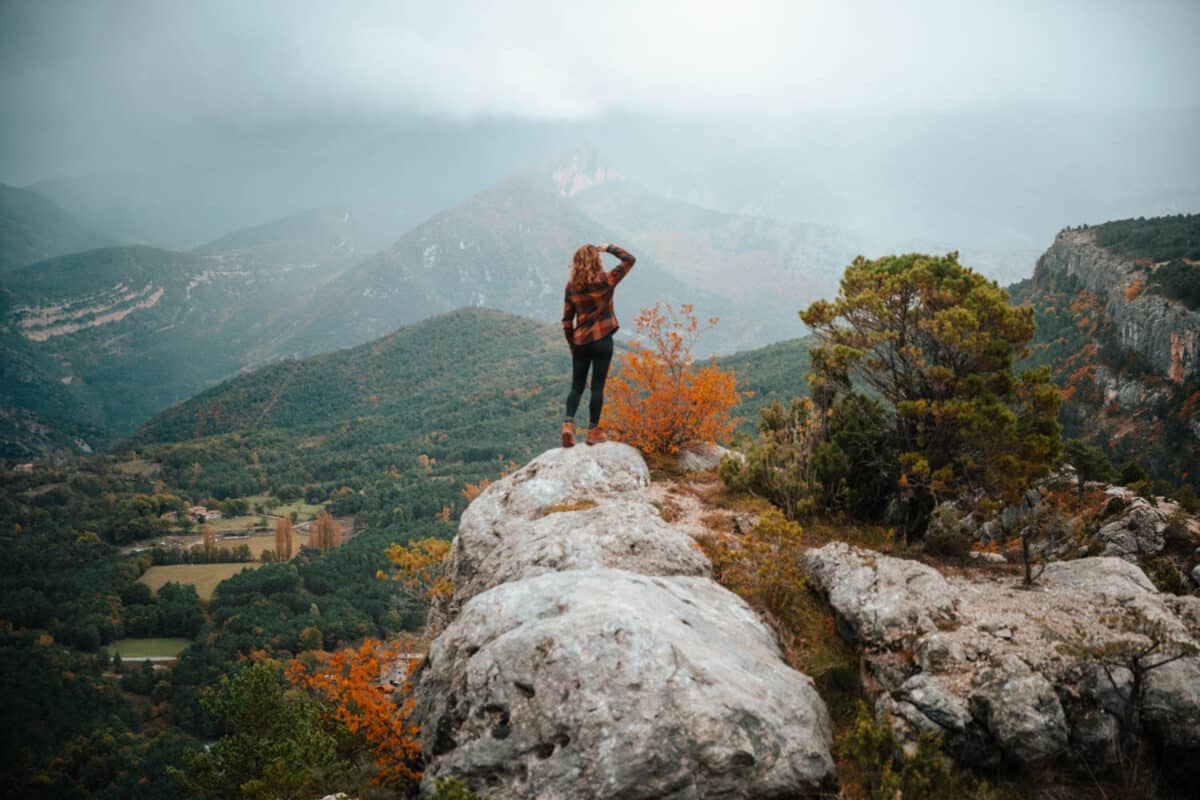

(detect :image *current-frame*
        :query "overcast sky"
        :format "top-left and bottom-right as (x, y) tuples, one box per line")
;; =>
(2, 0), (1199, 184)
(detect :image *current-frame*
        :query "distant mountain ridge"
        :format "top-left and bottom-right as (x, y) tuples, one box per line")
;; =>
(264, 164), (746, 360)
(0, 182), (112, 272)
(0, 205), (371, 459)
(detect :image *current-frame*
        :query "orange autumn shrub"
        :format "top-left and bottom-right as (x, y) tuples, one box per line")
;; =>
(287, 637), (424, 787)
(382, 537), (453, 604)
(605, 303), (747, 456)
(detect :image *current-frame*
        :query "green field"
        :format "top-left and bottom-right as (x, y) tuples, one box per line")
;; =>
(139, 562), (256, 600)
(114, 459), (161, 477)
(241, 494), (325, 521)
(205, 514), (269, 533)
(104, 637), (191, 659)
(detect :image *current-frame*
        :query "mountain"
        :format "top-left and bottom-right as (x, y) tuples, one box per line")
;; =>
(0, 207), (370, 458)
(0, 182), (112, 271)
(1013, 214), (1200, 485)
(716, 337), (815, 434)
(559, 149), (867, 345)
(265, 165), (743, 359)
(193, 207), (366, 268)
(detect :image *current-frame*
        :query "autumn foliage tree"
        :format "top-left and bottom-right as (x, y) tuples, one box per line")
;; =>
(606, 303), (746, 456)
(801, 253), (1062, 536)
(288, 637), (424, 788)
(310, 510), (341, 554)
(273, 516), (294, 560)
(383, 538), (453, 606)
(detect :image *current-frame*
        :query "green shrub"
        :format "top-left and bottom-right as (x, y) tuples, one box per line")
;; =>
(429, 777), (489, 799)
(1146, 557), (1188, 596)
(923, 505), (973, 559)
(838, 702), (988, 800)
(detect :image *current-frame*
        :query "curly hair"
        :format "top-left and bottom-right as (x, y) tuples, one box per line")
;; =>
(570, 244), (603, 289)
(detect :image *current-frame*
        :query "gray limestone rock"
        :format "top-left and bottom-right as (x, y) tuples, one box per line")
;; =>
(801, 542), (1200, 776)
(416, 569), (835, 799)
(1039, 556), (1158, 598)
(677, 441), (733, 473)
(1142, 656), (1200, 750)
(1094, 497), (1167, 560)
(800, 542), (959, 648)
(895, 673), (971, 734)
(450, 443), (661, 610)
(969, 656), (1069, 765)
(450, 499), (710, 607)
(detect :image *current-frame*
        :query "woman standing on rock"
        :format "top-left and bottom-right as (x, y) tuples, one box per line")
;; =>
(561, 242), (636, 447)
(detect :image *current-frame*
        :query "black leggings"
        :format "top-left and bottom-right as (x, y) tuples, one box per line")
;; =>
(565, 334), (614, 427)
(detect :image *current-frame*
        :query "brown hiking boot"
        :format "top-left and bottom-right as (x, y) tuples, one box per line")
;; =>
(585, 427), (607, 446)
(561, 421), (576, 448)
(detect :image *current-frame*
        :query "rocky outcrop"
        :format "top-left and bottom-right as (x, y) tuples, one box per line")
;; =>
(972, 482), (1187, 566)
(1094, 494), (1168, 560)
(415, 444), (835, 798)
(448, 445), (708, 611)
(1034, 229), (1200, 382)
(419, 570), (833, 799)
(802, 542), (1200, 771)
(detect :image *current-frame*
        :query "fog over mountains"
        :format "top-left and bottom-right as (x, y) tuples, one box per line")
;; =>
(16, 108), (1200, 284)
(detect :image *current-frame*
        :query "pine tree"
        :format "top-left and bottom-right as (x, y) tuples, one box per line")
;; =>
(801, 252), (1062, 536)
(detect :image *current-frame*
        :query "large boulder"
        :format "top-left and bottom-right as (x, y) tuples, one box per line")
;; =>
(415, 569), (835, 799)
(969, 655), (1069, 764)
(1094, 496), (1168, 560)
(450, 443), (679, 610)
(801, 543), (1200, 772)
(801, 541), (960, 648)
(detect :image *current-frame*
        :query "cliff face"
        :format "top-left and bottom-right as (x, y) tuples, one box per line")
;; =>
(1020, 228), (1200, 483)
(1033, 229), (1200, 383)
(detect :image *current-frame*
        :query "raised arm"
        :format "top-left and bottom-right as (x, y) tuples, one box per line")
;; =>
(598, 243), (636, 287)
(561, 285), (575, 349)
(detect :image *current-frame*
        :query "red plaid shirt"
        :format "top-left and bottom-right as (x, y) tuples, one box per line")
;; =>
(562, 245), (636, 347)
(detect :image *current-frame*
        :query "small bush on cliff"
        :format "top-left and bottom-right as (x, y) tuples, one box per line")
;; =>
(429, 777), (490, 799)
(697, 510), (862, 722)
(606, 303), (747, 456)
(720, 392), (894, 521)
(839, 702), (990, 800)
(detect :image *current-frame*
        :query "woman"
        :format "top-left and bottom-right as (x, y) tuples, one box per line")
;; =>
(560, 242), (636, 447)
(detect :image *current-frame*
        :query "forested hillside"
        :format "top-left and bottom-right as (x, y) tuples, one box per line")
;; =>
(0, 207), (365, 458)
